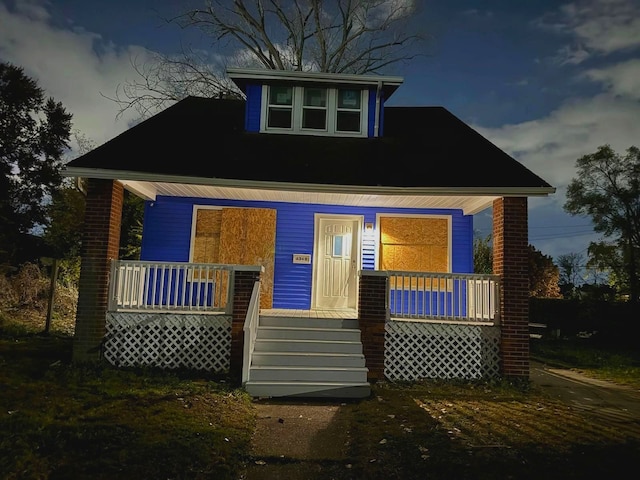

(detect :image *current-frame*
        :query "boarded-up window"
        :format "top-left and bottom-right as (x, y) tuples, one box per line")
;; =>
(192, 206), (276, 309)
(379, 217), (449, 272)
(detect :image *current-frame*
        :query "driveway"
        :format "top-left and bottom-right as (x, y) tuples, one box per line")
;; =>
(530, 359), (640, 433)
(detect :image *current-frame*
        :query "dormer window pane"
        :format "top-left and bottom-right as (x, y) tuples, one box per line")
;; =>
(269, 108), (292, 128)
(337, 111), (360, 132)
(268, 86), (293, 128)
(304, 88), (326, 107)
(302, 88), (327, 130)
(271, 86), (292, 105)
(338, 89), (360, 109)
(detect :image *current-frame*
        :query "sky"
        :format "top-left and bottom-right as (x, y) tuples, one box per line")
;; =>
(1, 0), (639, 272)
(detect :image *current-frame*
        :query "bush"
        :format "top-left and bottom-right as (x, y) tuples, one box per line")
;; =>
(0, 262), (77, 335)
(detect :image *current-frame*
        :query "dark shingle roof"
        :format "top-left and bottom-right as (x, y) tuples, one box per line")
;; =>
(64, 96), (553, 190)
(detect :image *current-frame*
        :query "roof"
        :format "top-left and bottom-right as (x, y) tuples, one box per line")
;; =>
(227, 67), (404, 99)
(63, 96), (555, 214)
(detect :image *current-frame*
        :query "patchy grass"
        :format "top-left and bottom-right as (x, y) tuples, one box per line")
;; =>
(343, 377), (640, 480)
(0, 327), (255, 480)
(531, 337), (640, 389)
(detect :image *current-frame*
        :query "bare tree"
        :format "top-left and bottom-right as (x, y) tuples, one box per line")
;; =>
(107, 0), (426, 119)
(105, 48), (242, 120)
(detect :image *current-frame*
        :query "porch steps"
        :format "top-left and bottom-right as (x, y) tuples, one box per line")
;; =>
(244, 315), (371, 399)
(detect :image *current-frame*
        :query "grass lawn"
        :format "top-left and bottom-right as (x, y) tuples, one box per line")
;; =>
(2, 314), (640, 479)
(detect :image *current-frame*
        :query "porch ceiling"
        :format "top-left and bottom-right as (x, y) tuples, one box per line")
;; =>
(120, 179), (501, 215)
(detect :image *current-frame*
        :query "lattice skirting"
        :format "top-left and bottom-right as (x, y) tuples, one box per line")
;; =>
(384, 320), (501, 381)
(104, 313), (232, 372)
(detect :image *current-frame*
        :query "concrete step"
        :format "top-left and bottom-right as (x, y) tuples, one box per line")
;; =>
(260, 316), (359, 330)
(249, 365), (368, 383)
(251, 351), (366, 368)
(253, 338), (363, 354)
(244, 380), (371, 399)
(257, 326), (362, 342)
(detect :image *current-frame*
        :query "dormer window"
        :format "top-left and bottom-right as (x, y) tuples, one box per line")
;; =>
(261, 85), (368, 137)
(337, 89), (361, 132)
(267, 86), (293, 128)
(302, 88), (327, 129)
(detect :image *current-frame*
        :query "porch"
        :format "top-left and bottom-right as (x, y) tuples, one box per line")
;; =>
(102, 260), (502, 397)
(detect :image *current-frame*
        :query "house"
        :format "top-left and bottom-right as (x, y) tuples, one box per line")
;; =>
(62, 68), (555, 398)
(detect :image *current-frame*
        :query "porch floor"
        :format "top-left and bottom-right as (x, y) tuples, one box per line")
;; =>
(260, 309), (357, 319)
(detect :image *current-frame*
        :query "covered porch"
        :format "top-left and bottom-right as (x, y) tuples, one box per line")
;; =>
(71, 178), (532, 396)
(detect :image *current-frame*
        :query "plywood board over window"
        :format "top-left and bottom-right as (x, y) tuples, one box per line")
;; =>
(379, 217), (449, 273)
(193, 207), (276, 309)
(193, 209), (222, 264)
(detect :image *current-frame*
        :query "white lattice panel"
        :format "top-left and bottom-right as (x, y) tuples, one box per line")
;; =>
(384, 320), (500, 381)
(104, 313), (232, 372)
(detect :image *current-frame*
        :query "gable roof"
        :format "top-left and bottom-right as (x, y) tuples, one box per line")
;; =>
(63, 96), (555, 214)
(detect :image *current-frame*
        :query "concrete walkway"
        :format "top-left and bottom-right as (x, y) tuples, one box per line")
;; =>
(242, 399), (354, 479)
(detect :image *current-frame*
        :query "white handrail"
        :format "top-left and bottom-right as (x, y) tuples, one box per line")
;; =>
(242, 280), (262, 385)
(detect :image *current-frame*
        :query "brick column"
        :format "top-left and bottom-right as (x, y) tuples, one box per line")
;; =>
(73, 179), (123, 364)
(358, 271), (388, 381)
(493, 197), (530, 378)
(229, 266), (263, 383)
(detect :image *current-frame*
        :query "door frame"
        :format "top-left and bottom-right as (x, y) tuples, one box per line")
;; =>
(311, 214), (363, 310)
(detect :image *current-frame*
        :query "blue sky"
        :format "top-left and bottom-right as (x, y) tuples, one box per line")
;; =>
(1, 0), (639, 273)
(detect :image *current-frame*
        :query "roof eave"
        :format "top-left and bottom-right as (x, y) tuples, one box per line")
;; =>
(62, 167), (557, 197)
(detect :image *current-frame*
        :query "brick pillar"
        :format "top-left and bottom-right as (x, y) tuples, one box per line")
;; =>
(493, 197), (530, 378)
(73, 179), (123, 364)
(229, 267), (263, 383)
(358, 271), (388, 381)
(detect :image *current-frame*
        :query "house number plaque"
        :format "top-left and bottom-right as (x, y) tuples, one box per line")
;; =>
(293, 254), (311, 264)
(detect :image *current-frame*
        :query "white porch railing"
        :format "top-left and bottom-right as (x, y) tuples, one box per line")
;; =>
(108, 260), (234, 313)
(242, 280), (262, 384)
(108, 261), (500, 323)
(387, 271), (500, 323)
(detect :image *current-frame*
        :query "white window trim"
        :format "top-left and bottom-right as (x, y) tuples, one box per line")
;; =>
(260, 85), (369, 137)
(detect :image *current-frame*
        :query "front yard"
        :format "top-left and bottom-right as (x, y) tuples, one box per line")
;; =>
(2, 312), (640, 480)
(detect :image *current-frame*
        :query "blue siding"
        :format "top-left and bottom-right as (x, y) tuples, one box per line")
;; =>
(452, 214), (473, 273)
(141, 199), (193, 261)
(244, 83), (262, 132)
(140, 197), (474, 309)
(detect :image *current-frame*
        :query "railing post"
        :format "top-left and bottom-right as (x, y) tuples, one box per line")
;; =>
(358, 271), (389, 381)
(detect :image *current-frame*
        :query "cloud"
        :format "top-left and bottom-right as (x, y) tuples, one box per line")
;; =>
(0, 0), (152, 154)
(584, 58), (640, 99)
(539, 0), (640, 64)
(477, 93), (640, 195)
(563, 0), (640, 54)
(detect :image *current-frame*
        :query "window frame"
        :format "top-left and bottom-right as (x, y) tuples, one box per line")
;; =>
(260, 84), (369, 137)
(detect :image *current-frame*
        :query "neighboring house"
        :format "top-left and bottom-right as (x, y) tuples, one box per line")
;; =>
(63, 68), (555, 398)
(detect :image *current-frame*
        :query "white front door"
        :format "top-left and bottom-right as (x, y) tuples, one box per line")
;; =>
(313, 215), (361, 310)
